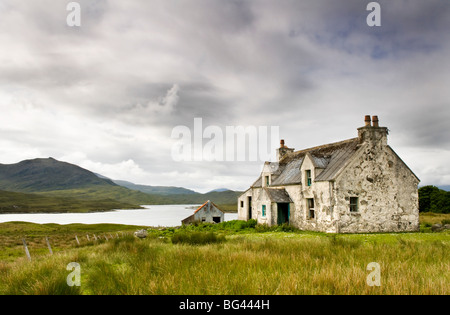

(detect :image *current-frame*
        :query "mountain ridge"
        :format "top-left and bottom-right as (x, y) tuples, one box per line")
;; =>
(0, 158), (240, 212)
(0, 157), (116, 192)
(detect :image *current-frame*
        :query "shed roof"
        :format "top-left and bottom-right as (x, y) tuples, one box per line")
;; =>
(264, 188), (293, 203)
(193, 200), (224, 214)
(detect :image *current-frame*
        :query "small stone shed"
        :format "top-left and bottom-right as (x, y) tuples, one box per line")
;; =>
(182, 200), (225, 225)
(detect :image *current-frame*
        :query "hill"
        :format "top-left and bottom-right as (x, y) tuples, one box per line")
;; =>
(0, 158), (116, 192)
(113, 180), (197, 195)
(0, 157), (241, 212)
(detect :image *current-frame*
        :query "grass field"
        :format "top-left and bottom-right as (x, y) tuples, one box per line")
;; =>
(0, 213), (448, 295)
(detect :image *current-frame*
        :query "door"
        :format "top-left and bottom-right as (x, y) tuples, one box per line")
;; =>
(247, 196), (252, 220)
(277, 203), (290, 225)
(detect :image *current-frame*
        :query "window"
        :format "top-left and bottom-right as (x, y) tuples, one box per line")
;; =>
(240, 201), (244, 208)
(265, 175), (270, 186)
(262, 205), (266, 217)
(306, 170), (312, 186)
(307, 198), (315, 219)
(350, 197), (359, 212)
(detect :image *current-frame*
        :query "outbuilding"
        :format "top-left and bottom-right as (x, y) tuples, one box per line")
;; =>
(182, 200), (225, 225)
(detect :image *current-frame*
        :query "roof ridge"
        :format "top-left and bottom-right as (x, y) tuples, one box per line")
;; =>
(279, 137), (358, 163)
(194, 200), (209, 213)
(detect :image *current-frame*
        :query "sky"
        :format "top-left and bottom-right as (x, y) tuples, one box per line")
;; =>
(0, 0), (449, 193)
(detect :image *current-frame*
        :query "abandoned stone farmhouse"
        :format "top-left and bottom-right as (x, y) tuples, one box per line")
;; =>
(238, 116), (420, 233)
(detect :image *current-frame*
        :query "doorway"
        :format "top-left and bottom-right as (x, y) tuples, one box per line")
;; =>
(247, 196), (252, 220)
(277, 203), (290, 225)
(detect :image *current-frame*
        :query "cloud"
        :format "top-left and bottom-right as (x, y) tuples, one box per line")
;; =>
(0, 0), (449, 191)
(122, 84), (180, 123)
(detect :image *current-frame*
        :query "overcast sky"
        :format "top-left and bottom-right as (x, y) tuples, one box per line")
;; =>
(0, 0), (449, 193)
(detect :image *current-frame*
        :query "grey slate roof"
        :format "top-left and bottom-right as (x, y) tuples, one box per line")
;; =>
(251, 137), (360, 187)
(264, 188), (293, 203)
(271, 158), (303, 186)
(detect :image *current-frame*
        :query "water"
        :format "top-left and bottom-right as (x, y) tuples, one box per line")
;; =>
(0, 205), (238, 227)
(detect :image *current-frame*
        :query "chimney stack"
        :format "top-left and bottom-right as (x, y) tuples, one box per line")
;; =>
(276, 139), (294, 161)
(357, 115), (388, 146)
(372, 115), (379, 127)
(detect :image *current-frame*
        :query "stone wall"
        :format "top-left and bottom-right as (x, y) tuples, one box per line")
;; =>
(334, 143), (419, 233)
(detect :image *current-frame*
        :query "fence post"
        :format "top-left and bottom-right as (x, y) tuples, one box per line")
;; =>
(75, 235), (80, 245)
(45, 236), (53, 255)
(22, 238), (31, 261)
(93, 234), (98, 241)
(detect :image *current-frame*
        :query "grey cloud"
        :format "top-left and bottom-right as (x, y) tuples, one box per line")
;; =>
(0, 0), (449, 190)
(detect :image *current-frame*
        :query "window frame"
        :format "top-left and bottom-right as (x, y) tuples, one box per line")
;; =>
(262, 204), (266, 217)
(306, 170), (312, 186)
(349, 197), (359, 213)
(307, 198), (315, 219)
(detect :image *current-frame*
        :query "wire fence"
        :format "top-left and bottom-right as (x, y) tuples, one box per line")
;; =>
(19, 231), (134, 261)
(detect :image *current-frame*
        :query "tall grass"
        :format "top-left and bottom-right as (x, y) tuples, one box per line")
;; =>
(1, 232), (448, 295)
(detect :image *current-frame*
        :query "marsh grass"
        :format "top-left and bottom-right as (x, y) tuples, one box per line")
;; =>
(1, 231), (448, 295)
(0, 220), (449, 295)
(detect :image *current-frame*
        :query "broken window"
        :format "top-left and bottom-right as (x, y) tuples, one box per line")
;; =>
(350, 197), (359, 212)
(240, 201), (244, 208)
(265, 175), (270, 186)
(306, 170), (312, 186)
(262, 204), (266, 217)
(307, 198), (315, 219)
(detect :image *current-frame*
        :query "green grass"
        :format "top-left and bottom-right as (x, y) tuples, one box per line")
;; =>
(0, 218), (448, 295)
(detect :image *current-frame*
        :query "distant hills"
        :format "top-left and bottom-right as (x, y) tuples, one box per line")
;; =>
(112, 180), (197, 195)
(0, 158), (241, 213)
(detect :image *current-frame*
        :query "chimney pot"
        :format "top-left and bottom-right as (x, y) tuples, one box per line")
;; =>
(372, 115), (379, 127)
(364, 115), (371, 126)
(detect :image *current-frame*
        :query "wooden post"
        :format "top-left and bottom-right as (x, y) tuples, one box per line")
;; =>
(22, 238), (31, 261)
(93, 234), (98, 241)
(75, 235), (80, 245)
(86, 234), (90, 241)
(45, 236), (53, 255)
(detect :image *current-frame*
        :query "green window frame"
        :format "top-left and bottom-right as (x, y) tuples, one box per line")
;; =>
(306, 170), (312, 186)
(262, 205), (266, 217)
(350, 197), (358, 212)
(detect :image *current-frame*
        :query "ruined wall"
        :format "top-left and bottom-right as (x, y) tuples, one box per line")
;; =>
(238, 188), (270, 224)
(282, 154), (336, 232)
(237, 190), (252, 221)
(334, 144), (419, 233)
